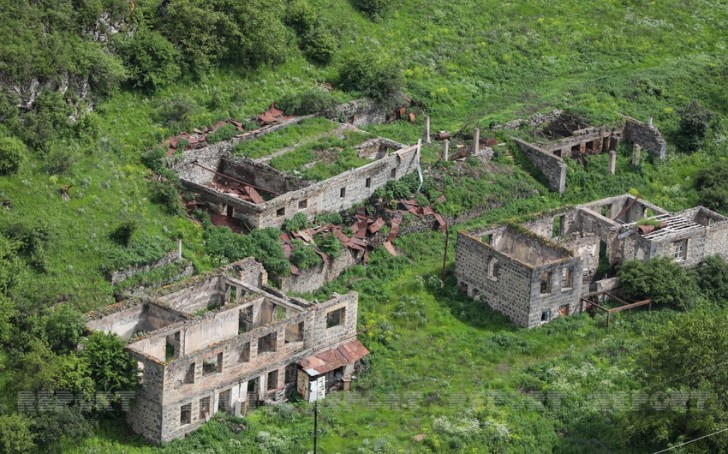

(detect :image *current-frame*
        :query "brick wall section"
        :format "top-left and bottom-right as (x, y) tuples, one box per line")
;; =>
(623, 117), (667, 159)
(513, 138), (567, 194)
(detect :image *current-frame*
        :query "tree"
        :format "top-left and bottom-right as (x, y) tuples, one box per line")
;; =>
(302, 27), (337, 65)
(626, 311), (728, 451)
(694, 162), (728, 213)
(0, 137), (26, 175)
(351, 0), (388, 20)
(81, 332), (137, 392)
(0, 414), (35, 454)
(338, 50), (403, 107)
(31, 404), (96, 453)
(45, 305), (86, 354)
(676, 100), (716, 153)
(618, 257), (701, 310)
(694, 255), (728, 303)
(113, 29), (181, 92)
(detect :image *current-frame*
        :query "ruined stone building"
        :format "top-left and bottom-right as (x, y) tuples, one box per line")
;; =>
(86, 258), (368, 443)
(455, 194), (728, 328)
(169, 130), (420, 229)
(514, 117), (667, 194)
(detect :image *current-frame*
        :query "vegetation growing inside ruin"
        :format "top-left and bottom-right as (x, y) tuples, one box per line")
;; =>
(2, 0), (728, 451)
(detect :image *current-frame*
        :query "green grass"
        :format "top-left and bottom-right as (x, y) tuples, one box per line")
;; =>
(233, 118), (339, 159)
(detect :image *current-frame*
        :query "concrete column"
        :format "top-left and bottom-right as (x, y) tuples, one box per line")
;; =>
(608, 150), (617, 175)
(424, 116), (431, 144)
(632, 144), (641, 166)
(473, 127), (480, 155)
(177, 238), (183, 259)
(442, 140), (449, 161)
(602, 137), (610, 153)
(648, 116), (653, 127)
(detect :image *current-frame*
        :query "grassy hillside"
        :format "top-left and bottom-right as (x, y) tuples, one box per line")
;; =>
(1, 0), (728, 452)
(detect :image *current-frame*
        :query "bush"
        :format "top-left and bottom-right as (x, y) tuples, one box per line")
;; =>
(676, 100), (716, 153)
(338, 50), (403, 107)
(149, 181), (184, 215)
(314, 212), (343, 225)
(204, 226), (290, 276)
(82, 331), (138, 392)
(290, 240), (322, 270)
(31, 404), (96, 453)
(113, 29), (181, 92)
(109, 220), (138, 246)
(44, 144), (78, 175)
(277, 89), (338, 116)
(618, 257), (701, 310)
(154, 95), (198, 131)
(695, 162), (728, 212)
(282, 213), (309, 232)
(315, 233), (341, 259)
(18, 90), (74, 151)
(302, 27), (337, 64)
(206, 124), (239, 144)
(351, 0), (388, 20)
(0, 136), (26, 175)
(0, 414), (35, 454)
(74, 112), (100, 143)
(5, 220), (52, 272)
(285, 0), (318, 35)
(694, 256), (728, 303)
(45, 305), (86, 354)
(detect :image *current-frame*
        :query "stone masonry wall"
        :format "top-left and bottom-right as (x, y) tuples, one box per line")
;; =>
(526, 258), (583, 328)
(455, 231), (533, 326)
(273, 248), (362, 294)
(623, 117), (667, 159)
(513, 138), (566, 194)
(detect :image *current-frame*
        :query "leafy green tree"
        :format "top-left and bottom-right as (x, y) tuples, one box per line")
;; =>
(0, 414), (35, 454)
(676, 100), (716, 153)
(618, 257), (701, 310)
(45, 305), (86, 354)
(5, 220), (52, 272)
(82, 331), (137, 392)
(302, 27), (337, 65)
(0, 137), (26, 175)
(339, 50), (403, 107)
(626, 311), (728, 451)
(113, 29), (181, 92)
(694, 255), (728, 303)
(17, 90), (74, 151)
(285, 0), (318, 35)
(694, 162), (728, 213)
(31, 403), (96, 454)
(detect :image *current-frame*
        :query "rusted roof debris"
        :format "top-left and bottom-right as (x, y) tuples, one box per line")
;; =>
(163, 119), (246, 157)
(298, 339), (369, 377)
(210, 175), (265, 204)
(209, 214), (245, 233)
(256, 103), (287, 126)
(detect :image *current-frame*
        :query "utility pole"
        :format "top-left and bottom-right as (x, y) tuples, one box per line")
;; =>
(313, 399), (318, 454)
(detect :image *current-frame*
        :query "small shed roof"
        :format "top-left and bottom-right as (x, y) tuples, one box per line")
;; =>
(298, 339), (369, 377)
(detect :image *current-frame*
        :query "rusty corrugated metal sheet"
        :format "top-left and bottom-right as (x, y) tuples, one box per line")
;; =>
(433, 213), (447, 231)
(368, 217), (385, 233)
(245, 185), (265, 204)
(383, 241), (397, 256)
(297, 339), (369, 377)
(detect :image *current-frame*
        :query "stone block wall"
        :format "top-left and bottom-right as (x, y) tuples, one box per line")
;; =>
(272, 248), (362, 293)
(623, 117), (667, 159)
(513, 138), (566, 194)
(526, 258), (583, 328)
(455, 230), (534, 326)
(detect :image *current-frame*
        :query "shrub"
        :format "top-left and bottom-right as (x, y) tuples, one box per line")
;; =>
(676, 100), (716, 153)
(82, 331), (138, 392)
(0, 136), (26, 175)
(282, 212), (309, 232)
(339, 50), (403, 107)
(290, 240), (322, 270)
(351, 0), (388, 20)
(277, 88), (338, 116)
(149, 181), (184, 215)
(154, 95), (198, 131)
(618, 257), (701, 310)
(74, 112), (100, 142)
(5, 220), (52, 272)
(695, 162), (728, 212)
(694, 255), (728, 303)
(109, 220), (138, 246)
(0, 414), (35, 454)
(315, 233), (341, 259)
(314, 212), (343, 225)
(285, 0), (317, 35)
(44, 144), (78, 175)
(45, 305), (86, 354)
(113, 29), (181, 92)
(302, 27), (337, 65)
(206, 124), (239, 144)
(204, 226), (290, 276)
(31, 404), (96, 452)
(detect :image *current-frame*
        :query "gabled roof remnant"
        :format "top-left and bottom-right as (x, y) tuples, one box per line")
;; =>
(298, 339), (369, 377)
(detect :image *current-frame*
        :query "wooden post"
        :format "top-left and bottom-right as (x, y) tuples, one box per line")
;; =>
(177, 238), (183, 260)
(442, 140), (449, 161)
(441, 227), (450, 282)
